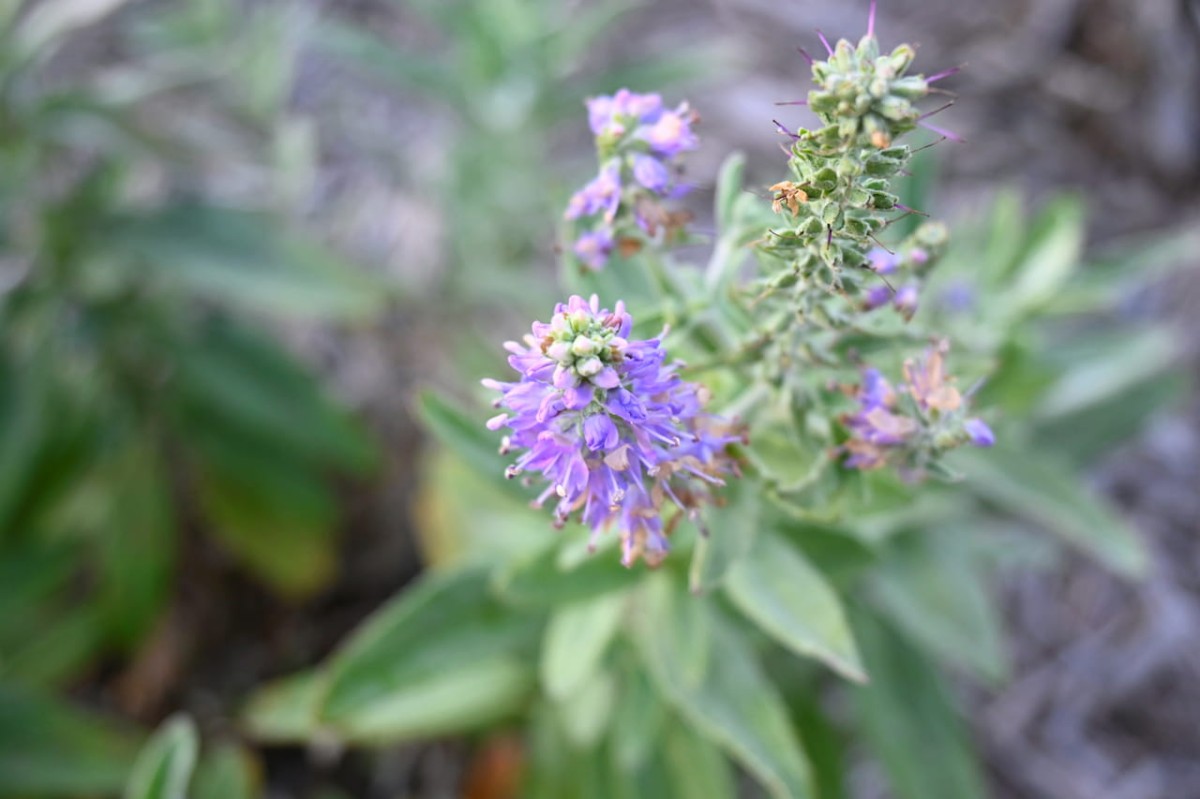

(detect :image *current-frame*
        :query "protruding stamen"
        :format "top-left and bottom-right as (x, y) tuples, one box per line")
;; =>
(926, 65), (962, 84)
(867, 0), (878, 38)
(918, 120), (964, 142)
(773, 119), (801, 140)
(919, 101), (954, 120)
(797, 46), (814, 65)
(816, 30), (833, 55)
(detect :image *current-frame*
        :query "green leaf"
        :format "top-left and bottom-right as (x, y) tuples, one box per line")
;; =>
(689, 476), (761, 593)
(790, 694), (848, 799)
(1006, 196), (1084, 313)
(191, 743), (261, 799)
(0, 684), (142, 796)
(556, 670), (617, 749)
(851, 613), (987, 799)
(609, 667), (665, 774)
(197, 464), (337, 597)
(1, 603), (106, 689)
(495, 542), (639, 609)
(104, 203), (386, 320)
(124, 715), (198, 799)
(1033, 372), (1186, 465)
(869, 530), (1007, 683)
(173, 322), (373, 473)
(634, 574), (813, 799)
(725, 531), (866, 682)
(715, 151), (746, 233)
(951, 446), (1147, 577)
(416, 390), (534, 504)
(240, 670), (326, 744)
(662, 718), (737, 799)
(97, 441), (175, 651)
(320, 568), (539, 742)
(1035, 327), (1177, 419)
(541, 591), (627, 700)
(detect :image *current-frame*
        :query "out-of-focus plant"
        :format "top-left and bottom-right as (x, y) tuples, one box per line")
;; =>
(0, 1), (382, 793)
(240, 7), (1186, 798)
(316, 0), (722, 306)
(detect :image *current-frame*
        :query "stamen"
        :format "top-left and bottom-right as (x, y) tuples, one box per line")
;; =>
(816, 30), (833, 55)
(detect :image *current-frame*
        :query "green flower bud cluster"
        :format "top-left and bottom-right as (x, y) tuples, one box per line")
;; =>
(758, 28), (940, 298)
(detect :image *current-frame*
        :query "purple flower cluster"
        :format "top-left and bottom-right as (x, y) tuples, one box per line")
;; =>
(485, 295), (738, 566)
(842, 344), (994, 473)
(861, 246), (929, 318)
(565, 89), (699, 271)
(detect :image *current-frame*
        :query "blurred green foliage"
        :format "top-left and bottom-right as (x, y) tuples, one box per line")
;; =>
(0, 0), (382, 793)
(0, 1), (1192, 798)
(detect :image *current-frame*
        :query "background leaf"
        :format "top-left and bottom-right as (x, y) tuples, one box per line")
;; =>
(726, 530), (866, 682)
(123, 715), (198, 799)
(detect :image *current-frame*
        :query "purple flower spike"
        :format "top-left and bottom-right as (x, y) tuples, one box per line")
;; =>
(964, 418), (995, 447)
(486, 295), (739, 566)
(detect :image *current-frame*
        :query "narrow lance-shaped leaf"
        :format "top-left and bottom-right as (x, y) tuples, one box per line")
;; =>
(540, 591), (627, 700)
(851, 612), (987, 799)
(725, 530), (866, 683)
(123, 715), (199, 799)
(318, 567), (539, 743)
(951, 445), (1147, 578)
(634, 573), (814, 799)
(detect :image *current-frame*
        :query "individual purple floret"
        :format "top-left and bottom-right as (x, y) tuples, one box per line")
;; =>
(639, 102), (699, 158)
(893, 283), (919, 318)
(631, 153), (671, 193)
(565, 161), (622, 222)
(964, 418), (995, 447)
(863, 284), (892, 311)
(485, 295), (739, 567)
(867, 246), (900, 274)
(573, 228), (614, 272)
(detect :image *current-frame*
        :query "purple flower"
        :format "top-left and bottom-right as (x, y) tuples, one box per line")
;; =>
(842, 369), (917, 469)
(863, 284), (892, 310)
(485, 295), (738, 567)
(565, 162), (622, 222)
(639, 103), (699, 158)
(631, 153), (671, 193)
(964, 418), (995, 447)
(903, 344), (961, 413)
(573, 228), (615, 271)
(587, 89), (664, 136)
(867, 246), (900, 274)
(893, 283), (919, 318)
